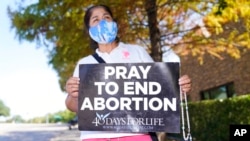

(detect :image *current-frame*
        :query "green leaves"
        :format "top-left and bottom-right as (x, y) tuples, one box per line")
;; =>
(188, 95), (250, 141)
(8, 0), (250, 90)
(0, 99), (10, 117)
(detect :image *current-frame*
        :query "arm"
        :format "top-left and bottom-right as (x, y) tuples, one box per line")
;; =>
(65, 77), (80, 112)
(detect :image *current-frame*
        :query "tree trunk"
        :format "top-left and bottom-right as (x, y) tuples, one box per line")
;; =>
(145, 0), (162, 62)
(145, 2), (166, 141)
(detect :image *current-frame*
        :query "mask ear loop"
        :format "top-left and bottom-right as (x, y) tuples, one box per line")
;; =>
(180, 88), (192, 141)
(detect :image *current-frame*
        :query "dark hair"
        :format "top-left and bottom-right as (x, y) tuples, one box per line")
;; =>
(83, 4), (119, 50)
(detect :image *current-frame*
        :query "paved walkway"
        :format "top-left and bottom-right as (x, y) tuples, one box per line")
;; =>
(0, 123), (80, 141)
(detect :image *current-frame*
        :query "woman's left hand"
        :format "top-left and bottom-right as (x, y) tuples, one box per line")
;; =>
(179, 75), (192, 93)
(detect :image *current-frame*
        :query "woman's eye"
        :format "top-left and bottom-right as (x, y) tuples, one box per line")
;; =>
(91, 19), (99, 25)
(104, 16), (112, 21)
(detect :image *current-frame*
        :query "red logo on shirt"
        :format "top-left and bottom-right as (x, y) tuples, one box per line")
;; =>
(122, 51), (130, 59)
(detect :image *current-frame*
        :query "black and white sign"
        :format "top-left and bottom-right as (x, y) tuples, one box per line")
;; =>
(78, 62), (180, 133)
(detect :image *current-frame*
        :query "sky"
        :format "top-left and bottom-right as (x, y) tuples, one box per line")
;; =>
(0, 0), (67, 120)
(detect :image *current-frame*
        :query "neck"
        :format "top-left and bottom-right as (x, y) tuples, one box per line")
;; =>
(98, 42), (118, 53)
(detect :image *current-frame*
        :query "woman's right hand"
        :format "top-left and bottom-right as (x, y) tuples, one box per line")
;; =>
(65, 77), (80, 98)
(65, 77), (80, 112)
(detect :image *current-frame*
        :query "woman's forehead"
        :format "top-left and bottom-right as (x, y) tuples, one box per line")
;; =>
(90, 7), (110, 17)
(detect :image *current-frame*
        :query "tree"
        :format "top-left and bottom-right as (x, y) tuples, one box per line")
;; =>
(173, 0), (250, 64)
(0, 100), (10, 117)
(145, 0), (162, 61)
(7, 0), (250, 90)
(28, 109), (76, 123)
(12, 115), (25, 123)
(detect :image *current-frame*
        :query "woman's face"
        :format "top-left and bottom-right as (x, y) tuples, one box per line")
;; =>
(89, 7), (113, 27)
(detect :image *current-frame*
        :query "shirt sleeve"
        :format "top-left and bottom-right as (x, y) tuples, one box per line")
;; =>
(73, 62), (80, 77)
(72, 55), (99, 77)
(136, 45), (154, 62)
(162, 49), (180, 63)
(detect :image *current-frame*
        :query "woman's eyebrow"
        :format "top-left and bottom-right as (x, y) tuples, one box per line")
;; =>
(103, 13), (109, 16)
(91, 16), (98, 20)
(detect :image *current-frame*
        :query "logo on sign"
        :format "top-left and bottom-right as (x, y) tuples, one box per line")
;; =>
(91, 112), (165, 127)
(92, 113), (111, 126)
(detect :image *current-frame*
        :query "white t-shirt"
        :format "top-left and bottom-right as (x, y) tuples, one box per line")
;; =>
(73, 42), (154, 139)
(73, 42), (154, 76)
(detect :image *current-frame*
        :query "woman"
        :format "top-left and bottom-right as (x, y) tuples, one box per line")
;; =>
(65, 4), (192, 141)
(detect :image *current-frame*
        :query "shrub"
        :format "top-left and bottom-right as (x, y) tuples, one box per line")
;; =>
(188, 94), (250, 141)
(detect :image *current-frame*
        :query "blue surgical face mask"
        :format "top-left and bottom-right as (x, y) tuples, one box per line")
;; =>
(89, 20), (118, 44)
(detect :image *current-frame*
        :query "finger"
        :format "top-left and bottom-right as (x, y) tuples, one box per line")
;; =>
(67, 86), (79, 97)
(70, 83), (79, 88)
(71, 83), (79, 97)
(179, 74), (189, 80)
(179, 76), (191, 85)
(65, 77), (80, 92)
(67, 83), (79, 92)
(183, 83), (191, 88)
(179, 79), (191, 85)
(72, 77), (80, 83)
(181, 84), (192, 93)
(182, 87), (191, 93)
(70, 91), (79, 98)
(71, 85), (79, 92)
(67, 77), (80, 85)
(179, 74), (188, 80)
